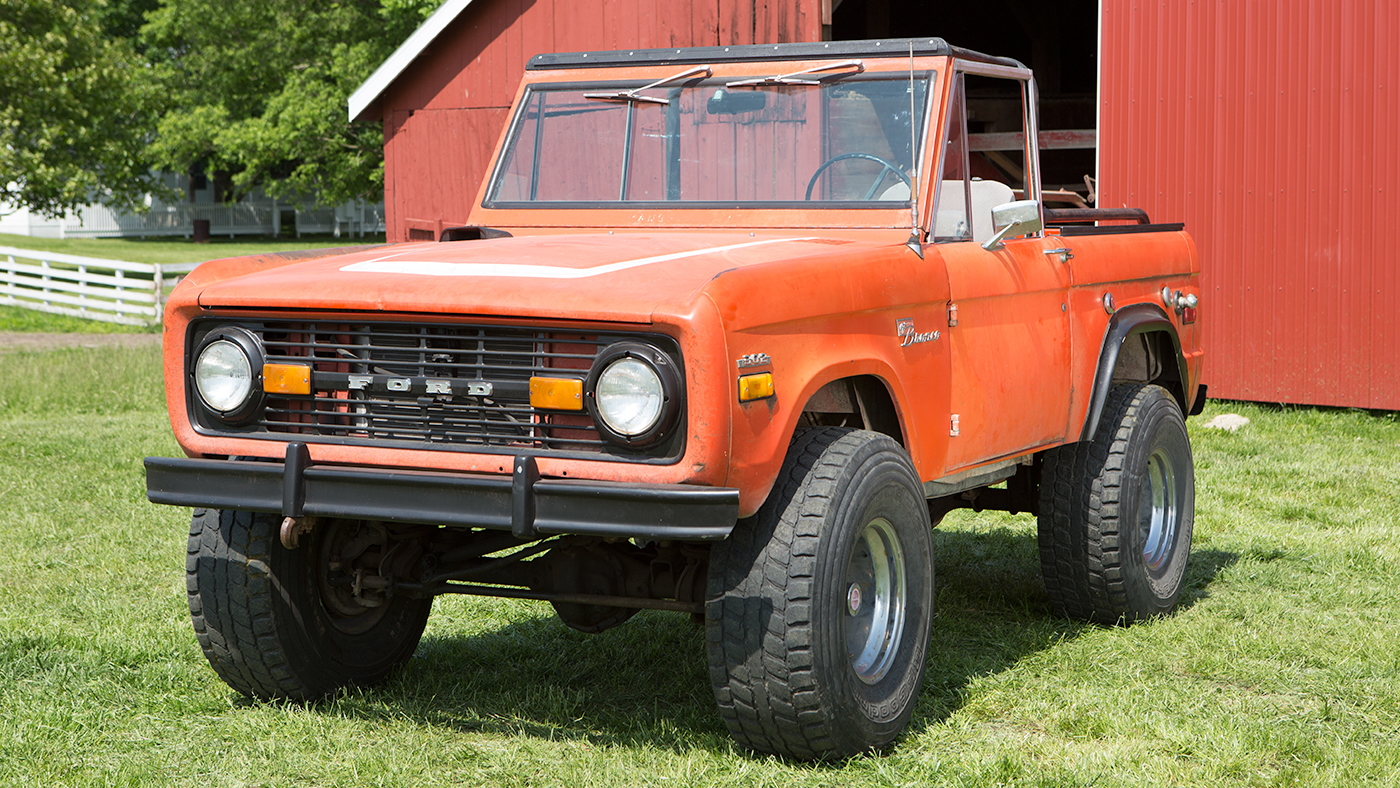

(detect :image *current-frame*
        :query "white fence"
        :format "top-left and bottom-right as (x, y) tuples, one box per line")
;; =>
(64, 202), (274, 238)
(0, 246), (200, 326)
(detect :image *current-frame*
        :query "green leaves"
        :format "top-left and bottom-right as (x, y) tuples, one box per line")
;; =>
(141, 0), (440, 206)
(1, 0), (442, 216)
(0, 0), (165, 217)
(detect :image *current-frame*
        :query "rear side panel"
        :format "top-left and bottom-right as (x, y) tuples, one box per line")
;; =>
(1059, 227), (1202, 440)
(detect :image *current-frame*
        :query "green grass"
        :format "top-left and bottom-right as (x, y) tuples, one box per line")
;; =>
(0, 232), (386, 334)
(0, 231), (387, 266)
(0, 305), (158, 334)
(1, 347), (1397, 787)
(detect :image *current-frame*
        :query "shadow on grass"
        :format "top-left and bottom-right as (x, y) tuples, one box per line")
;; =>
(1178, 547), (1239, 608)
(321, 607), (729, 753)
(307, 528), (1235, 758)
(908, 527), (1236, 739)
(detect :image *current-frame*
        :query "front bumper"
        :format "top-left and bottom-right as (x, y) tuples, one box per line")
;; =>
(145, 445), (738, 542)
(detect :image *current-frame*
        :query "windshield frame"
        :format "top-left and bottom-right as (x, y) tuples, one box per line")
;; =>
(477, 64), (940, 220)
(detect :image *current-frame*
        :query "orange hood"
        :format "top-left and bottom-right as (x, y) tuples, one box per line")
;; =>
(193, 232), (870, 323)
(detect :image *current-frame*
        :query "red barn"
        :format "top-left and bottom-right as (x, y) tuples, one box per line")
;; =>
(350, 0), (821, 242)
(1099, 0), (1399, 410)
(349, 0), (1400, 410)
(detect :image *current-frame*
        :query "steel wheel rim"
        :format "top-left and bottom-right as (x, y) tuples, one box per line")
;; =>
(1138, 447), (1179, 572)
(843, 517), (907, 685)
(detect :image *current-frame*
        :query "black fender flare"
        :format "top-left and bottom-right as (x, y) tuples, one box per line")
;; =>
(1080, 303), (1189, 442)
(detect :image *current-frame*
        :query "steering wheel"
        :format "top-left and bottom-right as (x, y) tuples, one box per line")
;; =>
(804, 153), (912, 200)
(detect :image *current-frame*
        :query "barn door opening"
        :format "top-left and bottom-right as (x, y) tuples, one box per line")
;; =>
(824, 0), (1099, 208)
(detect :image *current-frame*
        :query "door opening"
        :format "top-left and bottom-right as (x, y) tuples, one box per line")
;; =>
(825, 0), (1099, 207)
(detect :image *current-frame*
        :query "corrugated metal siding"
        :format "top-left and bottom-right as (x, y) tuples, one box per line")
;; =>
(1100, 0), (1399, 410)
(381, 0), (820, 243)
(384, 107), (507, 240)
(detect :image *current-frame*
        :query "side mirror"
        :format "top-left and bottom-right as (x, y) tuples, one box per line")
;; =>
(981, 199), (1043, 250)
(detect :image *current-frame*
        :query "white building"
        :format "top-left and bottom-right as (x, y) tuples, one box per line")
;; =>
(1, 172), (385, 239)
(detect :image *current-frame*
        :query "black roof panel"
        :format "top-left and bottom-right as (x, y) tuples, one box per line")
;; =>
(527, 38), (1024, 71)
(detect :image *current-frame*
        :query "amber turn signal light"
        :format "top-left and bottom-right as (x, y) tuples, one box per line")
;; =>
(529, 376), (584, 410)
(738, 372), (775, 402)
(262, 363), (311, 395)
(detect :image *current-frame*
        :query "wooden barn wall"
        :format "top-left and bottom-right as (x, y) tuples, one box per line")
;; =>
(1099, 0), (1399, 410)
(381, 0), (821, 242)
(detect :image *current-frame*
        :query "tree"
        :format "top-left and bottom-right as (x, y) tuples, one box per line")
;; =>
(0, 0), (164, 218)
(142, 0), (441, 206)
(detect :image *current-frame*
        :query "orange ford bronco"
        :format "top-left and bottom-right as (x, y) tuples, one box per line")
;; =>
(147, 38), (1204, 759)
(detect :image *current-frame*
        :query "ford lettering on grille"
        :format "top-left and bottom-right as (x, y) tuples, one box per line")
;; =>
(191, 319), (681, 459)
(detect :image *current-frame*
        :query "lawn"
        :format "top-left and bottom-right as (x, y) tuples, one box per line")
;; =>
(0, 233), (387, 334)
(1, 344), (1397, 786)
(0, 231), (386, 267)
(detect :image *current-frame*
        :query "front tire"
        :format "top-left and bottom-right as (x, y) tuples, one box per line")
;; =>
(706, 429), (933, 759)
(1037, 383), (1195, 624)
(186, 509), (432, 699)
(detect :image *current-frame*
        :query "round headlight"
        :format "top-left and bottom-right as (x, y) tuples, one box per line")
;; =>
(195, 339), (254, 413)
(595, 357), (664, 436)
(585, 342), (682, 448)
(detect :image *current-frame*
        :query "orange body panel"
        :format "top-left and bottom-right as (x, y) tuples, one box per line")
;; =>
(158, 47), (1202, 523)
(937, 236), (1072, 466)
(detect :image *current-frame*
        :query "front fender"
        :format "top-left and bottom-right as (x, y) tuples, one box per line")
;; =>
(724, 353), (931, 518)
(699, 242), (950, 517)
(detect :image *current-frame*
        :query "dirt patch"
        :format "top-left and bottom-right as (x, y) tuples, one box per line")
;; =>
(0, 332), (163, 353)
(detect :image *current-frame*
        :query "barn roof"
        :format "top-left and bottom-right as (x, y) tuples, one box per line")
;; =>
(347, 0), (477, 122)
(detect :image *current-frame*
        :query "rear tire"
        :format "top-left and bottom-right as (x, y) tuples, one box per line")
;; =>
(1037, 383), (1194, 624)
(706, 429), (933, 759)
(187, 509), (431, 699)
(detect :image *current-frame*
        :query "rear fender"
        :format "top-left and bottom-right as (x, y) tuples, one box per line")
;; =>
(1080, 303), (1189, 442)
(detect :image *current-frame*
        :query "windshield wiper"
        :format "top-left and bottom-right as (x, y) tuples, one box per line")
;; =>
(725, 60), (864, 88)
(584, 65), (713, 105)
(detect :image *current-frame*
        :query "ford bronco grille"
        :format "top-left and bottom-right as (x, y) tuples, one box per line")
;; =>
(194, 319), (681, 459)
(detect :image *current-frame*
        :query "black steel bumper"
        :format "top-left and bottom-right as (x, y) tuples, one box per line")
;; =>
(144, 445), (739, 542)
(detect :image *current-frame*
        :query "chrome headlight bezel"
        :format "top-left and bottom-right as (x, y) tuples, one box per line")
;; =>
(585, 342), (682, 448)
(189, 327), (265, 424)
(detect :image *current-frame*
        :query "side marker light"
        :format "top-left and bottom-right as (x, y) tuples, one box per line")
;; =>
(263, 363), (311, 395)
(530, 376), (584, 410)
(738, 372), (775, 402)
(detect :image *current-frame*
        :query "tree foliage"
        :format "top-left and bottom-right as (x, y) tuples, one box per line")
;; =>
(0, 0), (164, 217)
(143, 0), (441, 206)
(1, 0), (440, 216)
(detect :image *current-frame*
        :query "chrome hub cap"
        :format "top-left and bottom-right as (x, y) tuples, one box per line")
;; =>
(843, 518), (907, 685)
(847, 582), (863, 615)
(1138, 447), (1179, 573)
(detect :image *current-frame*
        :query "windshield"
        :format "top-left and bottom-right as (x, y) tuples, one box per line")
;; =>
(485, 71), (932, 208)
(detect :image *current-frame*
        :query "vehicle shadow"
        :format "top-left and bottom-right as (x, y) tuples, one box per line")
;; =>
(907, 520), (1237, 732)
(314, 522), (1235, 757)
(327, 603), (731, 753)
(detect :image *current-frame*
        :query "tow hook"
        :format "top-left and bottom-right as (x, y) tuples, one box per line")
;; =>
(280, 516), (318, 550)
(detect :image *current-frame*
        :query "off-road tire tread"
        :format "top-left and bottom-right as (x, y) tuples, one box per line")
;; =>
(1038, 383), (1180, 624)
(188, 509), (313, 699)
(707, 428), (903, 759)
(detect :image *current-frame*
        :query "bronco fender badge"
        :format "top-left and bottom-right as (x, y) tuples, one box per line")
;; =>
(736, 353), (771, 369)
(896, 318), (940, 347)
